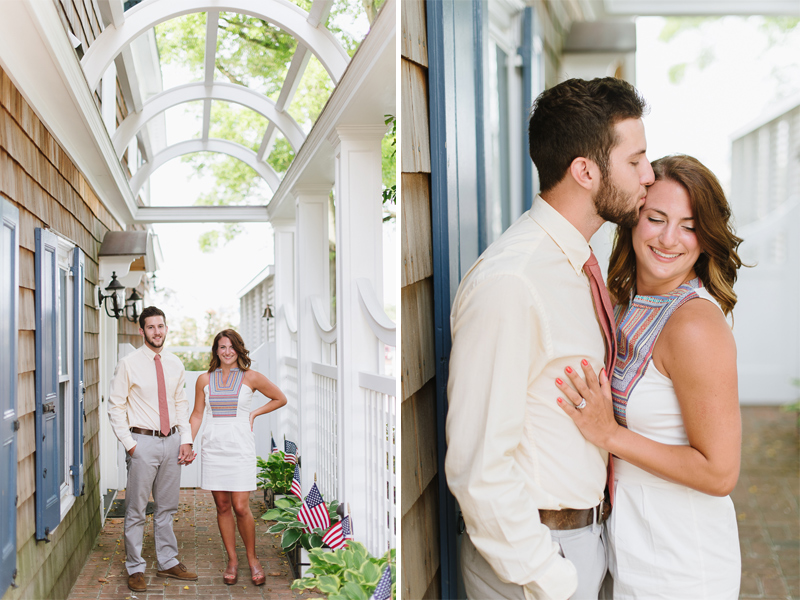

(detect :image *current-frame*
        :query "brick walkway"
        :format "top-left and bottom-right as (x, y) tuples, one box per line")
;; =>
(733, 406), (799, 600)
(67, 489), (312, 600)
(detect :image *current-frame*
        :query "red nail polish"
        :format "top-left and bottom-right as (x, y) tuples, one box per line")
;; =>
(565, 366), (573, 374)
(556, 378), (563, 385)
(557, 398), (563, 403)
(582, 359), (589, 366)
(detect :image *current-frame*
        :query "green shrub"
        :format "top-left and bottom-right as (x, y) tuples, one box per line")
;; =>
(291, 543), (395, 600)
(256, 452), (296, 495)
(261, 496), (341, 552)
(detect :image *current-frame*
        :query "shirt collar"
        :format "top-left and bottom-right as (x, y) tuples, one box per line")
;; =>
(141, 344), (159, 361)
(528, 195), (591, 276)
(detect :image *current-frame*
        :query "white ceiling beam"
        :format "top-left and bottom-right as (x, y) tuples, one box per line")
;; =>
(129, 138), (281, 196)
(307, 0), (335, 28)
(133, 205), (270, 223)
(112, 81), (306, 156)
(603, 0), (800, 15)
(256, 45), (311, 161)
(97, 0), (126, 28)
(82, 0), (349, 91)
(204, 11), (220, 84)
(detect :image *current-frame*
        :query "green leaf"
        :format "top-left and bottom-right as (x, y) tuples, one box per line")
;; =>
(309, 534), (324, 548)
(317, 575), (342, 595)
(261, 508), (282, 520)
(321, 552), (347, 567)
(281, 527), (302, 550)
(341, 580), (369, 600)
(267, 523), (287, 534)
(275, 497), (298, 509)
(359, 561), (381, 586)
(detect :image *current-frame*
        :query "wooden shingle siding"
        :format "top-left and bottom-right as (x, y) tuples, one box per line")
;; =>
(401, 1), (440, 597)
(0, 57), (121, 599)
(401, 60), (431, 174)
(401, 173), (433, 287)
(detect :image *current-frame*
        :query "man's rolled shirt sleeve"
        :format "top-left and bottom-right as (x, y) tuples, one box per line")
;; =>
(445, 274), (578, 600)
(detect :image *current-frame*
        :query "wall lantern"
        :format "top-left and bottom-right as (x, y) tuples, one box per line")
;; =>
(98, 272), (143, 322)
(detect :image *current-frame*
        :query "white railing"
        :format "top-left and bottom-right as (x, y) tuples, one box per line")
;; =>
(312, 362), (339, 501)
(360, 372), (396, 557)
(281, 357), (299, 443)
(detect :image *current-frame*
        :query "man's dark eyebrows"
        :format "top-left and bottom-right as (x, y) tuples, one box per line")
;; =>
(628, 148), (647, 159)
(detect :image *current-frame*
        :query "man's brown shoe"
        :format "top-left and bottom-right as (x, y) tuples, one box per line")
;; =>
(127, 572), (147, 592)
(157, 562), (198, 581)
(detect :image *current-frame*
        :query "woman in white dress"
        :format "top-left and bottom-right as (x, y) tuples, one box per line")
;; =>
(190, 329), (287, 586)
(555, 155), (744, 599)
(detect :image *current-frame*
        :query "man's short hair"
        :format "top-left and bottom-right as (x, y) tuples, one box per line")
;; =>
(139, 306), (166, 330)
(528, 77), (648, 193)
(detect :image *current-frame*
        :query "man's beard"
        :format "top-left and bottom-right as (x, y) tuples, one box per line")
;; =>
(144, 331), (165, 348)
(593, 177), (640, 229)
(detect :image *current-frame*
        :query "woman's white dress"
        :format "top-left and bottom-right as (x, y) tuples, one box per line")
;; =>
(200, 368), (257, 492)
(608, 284), (741, 599)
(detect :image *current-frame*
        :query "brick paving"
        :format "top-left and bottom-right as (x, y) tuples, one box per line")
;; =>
(67, 406), (797, 600)
(733, 406), (799, 600)
(67, 489), (316, 600)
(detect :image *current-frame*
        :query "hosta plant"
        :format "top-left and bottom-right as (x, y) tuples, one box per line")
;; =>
(261, 495), (341, 552)
(291, 543), (395, 600)
(256, 452), (296, 495)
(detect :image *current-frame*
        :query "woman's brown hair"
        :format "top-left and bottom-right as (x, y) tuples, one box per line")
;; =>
(208, 329), (252, 371)
(607, 154), (744, 315)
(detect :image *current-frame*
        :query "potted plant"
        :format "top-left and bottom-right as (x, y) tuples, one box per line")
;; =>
(261, 496), (341, 577)
(291, 543), (395, 600)
(256, 452), (296, 505)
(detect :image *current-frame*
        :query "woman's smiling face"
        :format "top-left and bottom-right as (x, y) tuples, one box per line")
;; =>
(632, 178), (702, 295)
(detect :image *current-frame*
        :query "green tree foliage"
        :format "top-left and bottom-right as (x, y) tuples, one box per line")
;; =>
(382, 114), (396, 222)
(155, 2), (381, 252)
(169, 309), (236, 370)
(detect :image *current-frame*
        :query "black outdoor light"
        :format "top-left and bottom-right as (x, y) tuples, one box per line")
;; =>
(98, 272), (125, 319)
(124, 288), (143, 323)
(98, 272), (144, 322)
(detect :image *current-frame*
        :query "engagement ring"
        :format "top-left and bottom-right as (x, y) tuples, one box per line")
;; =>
(576, 399), (587, 410)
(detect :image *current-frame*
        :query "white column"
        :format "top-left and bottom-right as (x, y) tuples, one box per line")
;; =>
(272, 220), (296, 443)
(330, 125), (386, 539)
(294, 185), (332, 493)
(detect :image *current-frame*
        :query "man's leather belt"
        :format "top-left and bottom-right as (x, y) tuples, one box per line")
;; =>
(539, 502), (611, 531)
(130, 426), (178, 438)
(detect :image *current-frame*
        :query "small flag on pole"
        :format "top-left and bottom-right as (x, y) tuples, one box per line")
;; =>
(284, 440), (298, 464)
(290, 463), (302, 499)
(297, 483), (330, 531)
(270, 435), (279, 454)
(370, 564), (392, 600)
(322, 515), (352, 549)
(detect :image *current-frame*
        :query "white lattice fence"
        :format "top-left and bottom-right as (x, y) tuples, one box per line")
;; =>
(361, 373), (396, 557)
(312, 363), (339, 501)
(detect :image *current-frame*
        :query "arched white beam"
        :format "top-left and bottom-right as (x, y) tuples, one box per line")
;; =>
(113, 82), (306, 157)
(82, 0), (349, 90)
(129, 138), (281, 196)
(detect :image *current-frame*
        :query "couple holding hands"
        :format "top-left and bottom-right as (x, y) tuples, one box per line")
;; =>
(108, 307), (287, 592)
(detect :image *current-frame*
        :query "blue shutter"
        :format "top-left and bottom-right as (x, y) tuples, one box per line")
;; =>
(71, 247), (84, 496)
(34, 228), (61, 540)
(0, 200), (19, 593)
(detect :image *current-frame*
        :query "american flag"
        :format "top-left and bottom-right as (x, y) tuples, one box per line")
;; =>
(290, 463), (302, 499)
(284, 440), (297, 464)
(322, 515), (352, 549)
(370, 564), (392, 600)
(297, 483), (330, 531)
(270, 436), (279, 454)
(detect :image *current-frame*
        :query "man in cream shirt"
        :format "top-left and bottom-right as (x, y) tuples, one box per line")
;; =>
(109, 306), (198, 592)
(445, 78), (655, 599)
